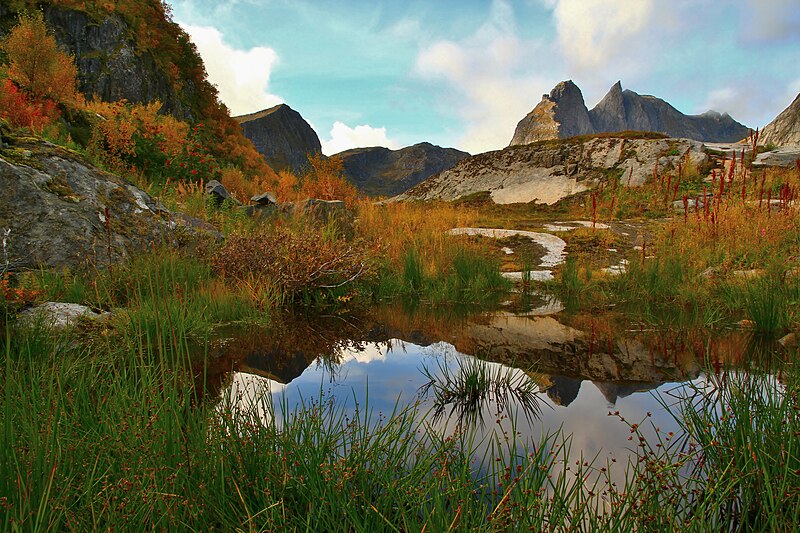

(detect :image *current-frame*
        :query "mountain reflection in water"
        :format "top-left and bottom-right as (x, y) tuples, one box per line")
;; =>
(204, 305), (785, 464)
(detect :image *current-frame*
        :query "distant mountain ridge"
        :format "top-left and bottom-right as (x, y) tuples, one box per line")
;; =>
(511, 80), (750, 146)
(235, 104), (323, 175)
(336, 142), (470, 197)
(760, 93), (800, 147)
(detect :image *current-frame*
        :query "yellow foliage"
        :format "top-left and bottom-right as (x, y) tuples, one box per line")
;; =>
(2, 12), (81, 106)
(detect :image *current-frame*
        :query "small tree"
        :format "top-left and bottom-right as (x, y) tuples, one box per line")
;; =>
(300, 154), (359, 206)
(2, 11), (80, 106)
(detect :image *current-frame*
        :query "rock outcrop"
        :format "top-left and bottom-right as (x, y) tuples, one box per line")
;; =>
(336, 142), (469, 197)
(510, 81), (594, 147)
(397, 135), (707, 205)
(235, 104), (322, 174)
(1, 5), (197, 120)
(760, 93), (800, 147)
(0, 133), (216, 270)
(511, 80), (750, 145)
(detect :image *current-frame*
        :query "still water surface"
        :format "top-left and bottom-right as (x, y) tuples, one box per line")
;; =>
(208, 304), (781, 470)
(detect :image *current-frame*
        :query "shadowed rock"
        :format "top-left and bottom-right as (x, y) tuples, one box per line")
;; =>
(235, 104), (322, 174)
(336, 142), (469, 197)
(0, 135), (216, 270)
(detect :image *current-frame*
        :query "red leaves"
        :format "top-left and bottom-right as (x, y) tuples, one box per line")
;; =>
(0, 79), (60, 131)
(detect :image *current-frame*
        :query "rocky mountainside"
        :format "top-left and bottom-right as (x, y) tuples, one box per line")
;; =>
(0, 130), (215, 270)
(511, 81), (750, 146)
(335, 142), (469, 197)
(760, 93), (800, 147)
(0, 3), (196, 120)
(235, 104), (322, 174)
(397, 134), (707, 205)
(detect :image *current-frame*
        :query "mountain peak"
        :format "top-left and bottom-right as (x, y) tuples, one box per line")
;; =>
(512, 80), (750, 145)
(234, 104), (322, 174)
(510, 80), (593, 145)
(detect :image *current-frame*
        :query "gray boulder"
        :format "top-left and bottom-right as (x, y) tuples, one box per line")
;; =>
(251, 191), (278, 206)
(19, 302), (111, 329)
(0, 134), (217, 270)
(205, 180), (241, 206)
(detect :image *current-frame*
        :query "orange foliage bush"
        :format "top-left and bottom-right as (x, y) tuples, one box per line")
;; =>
(300, 155), (359, 206)
(87, 100), (220, 184)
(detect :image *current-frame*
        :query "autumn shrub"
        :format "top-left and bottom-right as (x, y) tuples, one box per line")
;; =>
(0, 79), (60, 131)
(1, 11), (80, 106)
(87, 100), (220, 184)
(299, 155), (359, 206)
(211, 225), (371, 299)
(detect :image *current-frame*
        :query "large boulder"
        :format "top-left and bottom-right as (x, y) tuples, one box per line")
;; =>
(0, 134), (216, 270)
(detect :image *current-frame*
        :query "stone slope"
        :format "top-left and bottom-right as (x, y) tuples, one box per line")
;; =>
(397, 135), (707, 205)
(760, 93), (800, 147)
(0, 133), (215, 270)
(235, 104), (322, 174)
(511, 80), (750, 145)
(336, 142), (469, 197)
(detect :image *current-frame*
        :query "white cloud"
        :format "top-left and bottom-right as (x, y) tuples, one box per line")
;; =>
(746, 0), (800, 43)
(549, 0), (656, 74)
(698, 79), (798, 129)
(321, 122), (400, 155)
(414, 0), (553, 153)
(180, 24), (283, 116)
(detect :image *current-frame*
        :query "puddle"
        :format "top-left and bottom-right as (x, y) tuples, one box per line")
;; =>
(206, 305), (786, 482)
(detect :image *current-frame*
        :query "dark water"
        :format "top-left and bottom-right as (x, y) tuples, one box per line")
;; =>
(206, 303), (785, 468)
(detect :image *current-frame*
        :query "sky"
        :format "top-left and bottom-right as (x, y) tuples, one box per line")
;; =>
(169, 0), (800, 155)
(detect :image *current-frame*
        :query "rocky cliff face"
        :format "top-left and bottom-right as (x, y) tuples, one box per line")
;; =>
(335, 142), (469, 197)
(760, 93), (800, 147)
(510, 81), (594, 146)
(511, 81), (750, 145)
(397, 134), (707, 205)
(0, 5), (195, 120)
(0, 131), (215, 270)
(43, 6), (195, 119)
(235, 104), (322, 174)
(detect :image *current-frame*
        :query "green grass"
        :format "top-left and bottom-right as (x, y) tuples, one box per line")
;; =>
(3, 311), (798, 530)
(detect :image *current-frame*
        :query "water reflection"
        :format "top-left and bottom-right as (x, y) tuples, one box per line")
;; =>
(207, 305), (789, 474)
(418, 354), (547, 426)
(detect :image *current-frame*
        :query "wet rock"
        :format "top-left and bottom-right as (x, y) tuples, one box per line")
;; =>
(19, 302), (111, 329)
